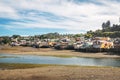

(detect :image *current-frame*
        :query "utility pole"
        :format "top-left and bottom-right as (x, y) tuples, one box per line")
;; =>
(119, 17), (120, 23)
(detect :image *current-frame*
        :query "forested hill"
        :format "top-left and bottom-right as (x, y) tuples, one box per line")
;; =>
(85, 20), (120, 38)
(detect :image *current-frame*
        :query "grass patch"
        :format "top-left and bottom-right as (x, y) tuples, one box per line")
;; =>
(35, 54), (74, 58)
(0, 56), (19, 58)
(0, 63), (54, 69)
(44, 55), (120, 59)
(0, 63), (115, 70)
(50, 55), (74, 58)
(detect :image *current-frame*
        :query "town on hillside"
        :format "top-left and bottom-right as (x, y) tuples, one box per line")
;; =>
(0, 20), (120, 53)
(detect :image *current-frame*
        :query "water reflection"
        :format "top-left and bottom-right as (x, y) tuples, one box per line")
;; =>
(0, 53), (120, 67)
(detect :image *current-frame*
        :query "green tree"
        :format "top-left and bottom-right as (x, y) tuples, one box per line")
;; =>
(12, 35), (21, 39)
(84, 34), (93, 38)
(102, 20), (111, 32)
(74, 34), (83, 38)
(2, 36), (11, 44)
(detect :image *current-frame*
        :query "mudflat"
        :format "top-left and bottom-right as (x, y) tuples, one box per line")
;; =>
(0, 46), (120, 58)
(0, 65), (120, 80)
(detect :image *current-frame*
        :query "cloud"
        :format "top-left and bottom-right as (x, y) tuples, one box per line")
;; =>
(0, 0), (120, 34)
(0, 2), (19, 19)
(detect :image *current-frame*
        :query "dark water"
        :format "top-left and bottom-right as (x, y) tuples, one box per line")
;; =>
(0, 53), (120, 67)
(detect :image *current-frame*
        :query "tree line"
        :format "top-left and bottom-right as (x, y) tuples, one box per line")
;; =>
(85, 20), (120, 38)
(0, 33), (83, 45)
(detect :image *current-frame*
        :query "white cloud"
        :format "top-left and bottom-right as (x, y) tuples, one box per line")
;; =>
(0, 0), (120, 33)
(0, 2), (19, 19)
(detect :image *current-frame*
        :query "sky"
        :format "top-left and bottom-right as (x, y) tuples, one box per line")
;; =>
(0, 0), (120, 36)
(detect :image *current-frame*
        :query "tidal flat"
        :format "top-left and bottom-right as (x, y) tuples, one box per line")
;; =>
(0, 46), (120, 80)
(0, 63), (120, 80)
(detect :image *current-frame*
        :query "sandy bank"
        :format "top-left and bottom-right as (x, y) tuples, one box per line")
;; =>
(0, 46), (119, 58)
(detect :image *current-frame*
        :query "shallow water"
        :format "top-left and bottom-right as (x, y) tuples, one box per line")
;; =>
(0, 53), (120, 67)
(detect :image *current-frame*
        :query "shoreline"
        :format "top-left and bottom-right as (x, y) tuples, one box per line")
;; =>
(0, 63), (115, 70)
(0, 46), (120, 59)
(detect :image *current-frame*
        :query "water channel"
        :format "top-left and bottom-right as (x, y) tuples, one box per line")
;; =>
(0, 53), (120, 67)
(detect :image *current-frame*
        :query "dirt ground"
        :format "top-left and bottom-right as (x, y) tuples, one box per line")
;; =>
(0, 66), (120, 80)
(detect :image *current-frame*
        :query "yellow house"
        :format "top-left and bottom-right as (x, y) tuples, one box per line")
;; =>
(93, 40), (113, 49)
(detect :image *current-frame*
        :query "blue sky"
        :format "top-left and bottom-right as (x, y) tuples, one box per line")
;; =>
(0, 0), (120, 36)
